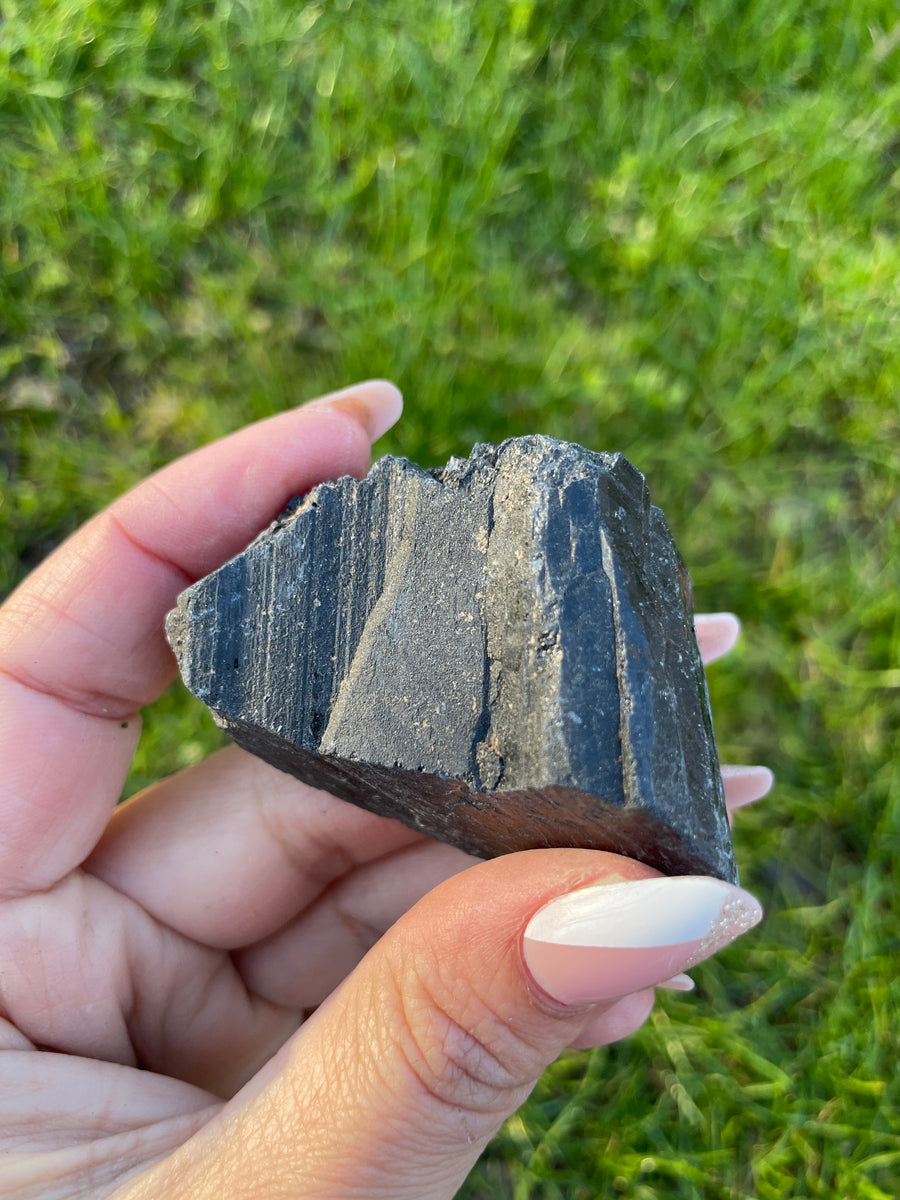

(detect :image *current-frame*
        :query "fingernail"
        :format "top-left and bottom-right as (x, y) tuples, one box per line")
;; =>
(722, 765), (774, 813)
(657, 973), (695, 992)
(696, 612), (741, 663)
(304, 380), (403, 442)
(522, 876), (762, 1007)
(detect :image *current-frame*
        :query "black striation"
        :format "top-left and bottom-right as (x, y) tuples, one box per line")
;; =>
(166, 437), (737, 883)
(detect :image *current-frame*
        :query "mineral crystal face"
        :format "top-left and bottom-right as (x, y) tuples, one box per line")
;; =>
(166, 437), (737, 883)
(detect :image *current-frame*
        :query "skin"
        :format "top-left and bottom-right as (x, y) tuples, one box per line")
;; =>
(0, 382), (772, 1199)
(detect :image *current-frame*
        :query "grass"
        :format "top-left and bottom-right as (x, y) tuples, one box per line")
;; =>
(2, 1), (898, 1195)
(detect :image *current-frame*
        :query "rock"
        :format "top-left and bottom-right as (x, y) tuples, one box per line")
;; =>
(166, 437), (737, 883)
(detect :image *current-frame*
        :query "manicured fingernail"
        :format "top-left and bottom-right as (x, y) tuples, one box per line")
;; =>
(304, 380), (403, 442)
(722, 765), (774, 813)
(657, 973), (695, 992)
(522, 876), (762, 1006)
(695, 612), (741, 663)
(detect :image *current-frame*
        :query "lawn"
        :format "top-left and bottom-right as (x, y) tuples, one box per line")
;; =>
(1, 1), (898, 1196)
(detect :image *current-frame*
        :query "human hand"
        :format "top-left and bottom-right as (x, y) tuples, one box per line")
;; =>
(0, 384), (772, 1200)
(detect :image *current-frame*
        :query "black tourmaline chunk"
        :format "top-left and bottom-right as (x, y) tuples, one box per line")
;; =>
(166, 437), (737, 883)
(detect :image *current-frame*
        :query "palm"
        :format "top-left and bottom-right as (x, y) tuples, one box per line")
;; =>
(0, 748), (465, 1188)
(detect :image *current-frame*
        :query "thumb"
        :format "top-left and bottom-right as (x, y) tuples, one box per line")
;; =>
(133, 849), (762, 1200)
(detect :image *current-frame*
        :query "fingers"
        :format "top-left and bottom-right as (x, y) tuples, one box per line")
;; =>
(0, 381), (402, 897)
(695, 612), (741, 664)
(567, 988), (657, 1049)
(233, 839), (477, 1008)
(86, 746), (474, 953)
(0, 871), (303, 1098)
(722, 764), (774, 816)
(695, 614), (773, 818)
(123, 850), (761, 1200)
(87, 745), (478, 1007)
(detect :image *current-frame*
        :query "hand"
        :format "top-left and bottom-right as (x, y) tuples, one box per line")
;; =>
(0, 384), (772, 1200)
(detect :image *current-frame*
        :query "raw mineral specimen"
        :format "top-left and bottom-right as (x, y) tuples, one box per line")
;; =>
(166, 437), (737, 883)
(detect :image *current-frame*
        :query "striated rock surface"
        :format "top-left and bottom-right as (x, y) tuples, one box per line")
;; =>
(166, 437), (737, 883)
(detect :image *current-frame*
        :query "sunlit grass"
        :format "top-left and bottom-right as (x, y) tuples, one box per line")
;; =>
(2, 2), (898, 1196)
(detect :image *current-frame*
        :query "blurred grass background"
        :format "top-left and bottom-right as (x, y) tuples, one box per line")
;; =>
(1, 1), (897, 1196)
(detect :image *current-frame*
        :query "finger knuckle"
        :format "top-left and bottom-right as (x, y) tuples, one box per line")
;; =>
(384, 952), (543, 1132)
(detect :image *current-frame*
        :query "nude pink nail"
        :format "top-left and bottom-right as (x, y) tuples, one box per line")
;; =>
(722, 765), (774, 813)
(522, 876), (762, 1006)
(695, 612), (741, 662)
(658, 973), (695, 992)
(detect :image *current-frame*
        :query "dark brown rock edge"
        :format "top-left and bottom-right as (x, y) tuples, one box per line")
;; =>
(166, 437), (737, 883)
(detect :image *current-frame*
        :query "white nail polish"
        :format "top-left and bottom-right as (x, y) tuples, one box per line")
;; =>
(522, 876), (762, 1006)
